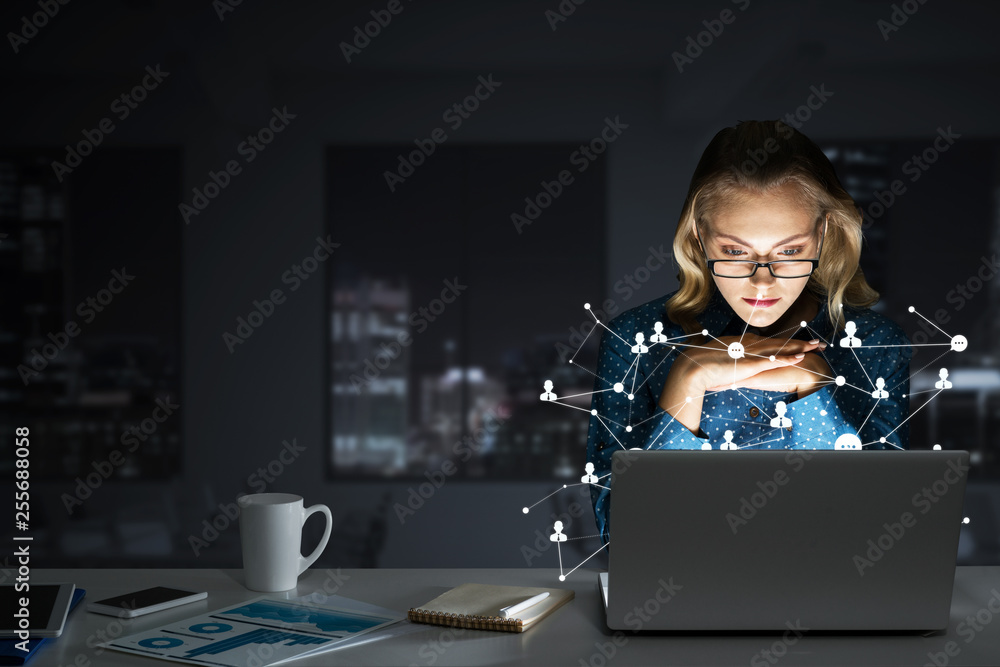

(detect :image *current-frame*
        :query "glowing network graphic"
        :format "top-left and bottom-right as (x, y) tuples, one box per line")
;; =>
(521, 297), (970, 581)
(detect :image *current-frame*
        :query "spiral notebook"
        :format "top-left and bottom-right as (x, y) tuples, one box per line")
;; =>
(407, 583), (574, 633)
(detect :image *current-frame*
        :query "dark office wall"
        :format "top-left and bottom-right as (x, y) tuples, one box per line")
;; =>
(1, 0), (999, 570)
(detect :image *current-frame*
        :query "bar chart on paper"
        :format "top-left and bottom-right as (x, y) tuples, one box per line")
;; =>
(101, 595), (404, 666)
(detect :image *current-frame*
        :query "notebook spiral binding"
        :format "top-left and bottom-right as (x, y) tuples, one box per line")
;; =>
(407, 608), (525, 633)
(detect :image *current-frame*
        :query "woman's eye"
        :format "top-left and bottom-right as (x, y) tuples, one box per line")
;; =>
(720, 247), (803, 258)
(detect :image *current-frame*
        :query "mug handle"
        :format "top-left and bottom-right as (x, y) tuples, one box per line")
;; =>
(299, 504), (333, 575)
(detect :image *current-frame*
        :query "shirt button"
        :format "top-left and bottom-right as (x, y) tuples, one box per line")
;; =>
(749, 407), (760, 418)
(786, 426), (793, 432)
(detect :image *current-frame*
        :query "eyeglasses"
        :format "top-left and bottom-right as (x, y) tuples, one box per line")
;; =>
(696, 217), (827, 279)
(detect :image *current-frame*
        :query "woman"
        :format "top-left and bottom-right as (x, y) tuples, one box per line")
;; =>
(587, 120), (912, 545)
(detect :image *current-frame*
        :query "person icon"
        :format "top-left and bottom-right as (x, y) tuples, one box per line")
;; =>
(721, 430), (737, 450)
(550, 520), (568, 542)
(871, 377), (888, 399)
(650, 321), (668, 344)
(581, 462), (598, 484)
(769, 401), (792, 428)
(631, 332), (649, 354)
(540, 380), (557, 401)
(935, 368), (952, 390)
(839, 321), (862, 348)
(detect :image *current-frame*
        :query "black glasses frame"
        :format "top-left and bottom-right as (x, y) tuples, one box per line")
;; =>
(696, 217), (828, 279)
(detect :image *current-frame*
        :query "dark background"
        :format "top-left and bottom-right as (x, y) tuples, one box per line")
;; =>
(0, 0), (999, 573)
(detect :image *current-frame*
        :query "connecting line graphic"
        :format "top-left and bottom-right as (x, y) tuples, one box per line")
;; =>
(628, 408), (670, 429)
(568, 361), (615, 388)
(584, 304), (632, 349)
(704, 416), (783, 431)
(894, 347), (953, 394)
(569, 315), (599, 359)
(739, 295), (762, 341)
(734, 435), (787, 450)
(907, 388), (944, 397)
(879, 388), (944, 443)
(558, 541), (610, 581)
(848, 344), (876, 389)
(856, 398), (881, 433)
(632, 344), (682, 394)
(524, 302), (969, 579)
(910, 306), (951, 339)
(521, 479), (612, 516)
(548, 401), (598, 416)
(732, 387), (769, 418)
(594, 414), (628, 451)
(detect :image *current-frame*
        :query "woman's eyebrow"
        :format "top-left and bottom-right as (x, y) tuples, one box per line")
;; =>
(714, 232), (812, 247)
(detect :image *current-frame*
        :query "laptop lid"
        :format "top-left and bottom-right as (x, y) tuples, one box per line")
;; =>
(605, 450), (969, 631)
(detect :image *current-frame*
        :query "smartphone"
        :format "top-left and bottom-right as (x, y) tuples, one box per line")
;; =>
(87, 586), (208, 618)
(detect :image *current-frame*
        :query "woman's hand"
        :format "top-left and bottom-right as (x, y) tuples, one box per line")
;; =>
(705, 349), (834, 399)
(656, 333), (826, 436)
(665, 333), (826, 397)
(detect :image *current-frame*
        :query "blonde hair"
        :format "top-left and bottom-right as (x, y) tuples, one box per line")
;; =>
(666, 120), (879, 336)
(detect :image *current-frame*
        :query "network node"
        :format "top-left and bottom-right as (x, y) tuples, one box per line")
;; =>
(614, 382), (624, 393)
(727, 342), (745, 359)
(584, 303), (591, 310)
(800, 321), (807, 328)
(835, 433), (862, 450)
(769, 355), (776, 362)
(820, 410), (827, 416)
(522, 507), (529, 514)
(702, 329), (708, 336)
(756, 293), (763, 300)
(879, 437), (886, 443)
(835, 376), (846, 386)
(963, 517), (970, 525)
(731, 383), (738, 390)
(563, 484), (567, 489)
(625, 425), (633, 432)
(951, 335), (968, 352)
(933, 444), (942, 450)
(685, 396), (692, 403)
(559, 575), (566, 581)
(908, 306), (915, 313)
(627, 393), (635, 400)
(591, 409), (597, 415)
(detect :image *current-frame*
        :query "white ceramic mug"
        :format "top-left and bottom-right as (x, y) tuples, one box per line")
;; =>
(237, 493), (333, 592)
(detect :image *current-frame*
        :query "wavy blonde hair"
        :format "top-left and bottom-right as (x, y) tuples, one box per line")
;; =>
(666, 120), (879, 337)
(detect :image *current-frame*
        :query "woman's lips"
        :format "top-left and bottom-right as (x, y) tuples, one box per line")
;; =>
(743, 297), (780, 308)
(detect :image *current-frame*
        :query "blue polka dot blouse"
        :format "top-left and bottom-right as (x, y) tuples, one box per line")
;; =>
(587, 287), (913, 545)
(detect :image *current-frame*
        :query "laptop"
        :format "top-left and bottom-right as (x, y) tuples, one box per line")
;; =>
(600, 449), (969, 631)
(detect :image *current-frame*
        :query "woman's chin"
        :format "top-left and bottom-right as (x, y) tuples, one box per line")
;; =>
(745, 310), (785, 330)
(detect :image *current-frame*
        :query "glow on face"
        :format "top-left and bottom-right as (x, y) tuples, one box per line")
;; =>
(698, 184), (821, 331)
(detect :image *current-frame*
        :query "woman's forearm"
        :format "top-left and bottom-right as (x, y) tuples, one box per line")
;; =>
(658, 361), (706, 437)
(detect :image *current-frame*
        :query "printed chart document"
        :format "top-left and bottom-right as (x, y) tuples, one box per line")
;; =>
(99, 592), (404, 666)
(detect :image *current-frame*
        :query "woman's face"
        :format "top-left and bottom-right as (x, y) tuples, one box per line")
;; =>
(695, 184), (823, 332)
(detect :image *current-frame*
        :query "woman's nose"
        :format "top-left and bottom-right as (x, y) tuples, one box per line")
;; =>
(748, 265), (777, 287)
